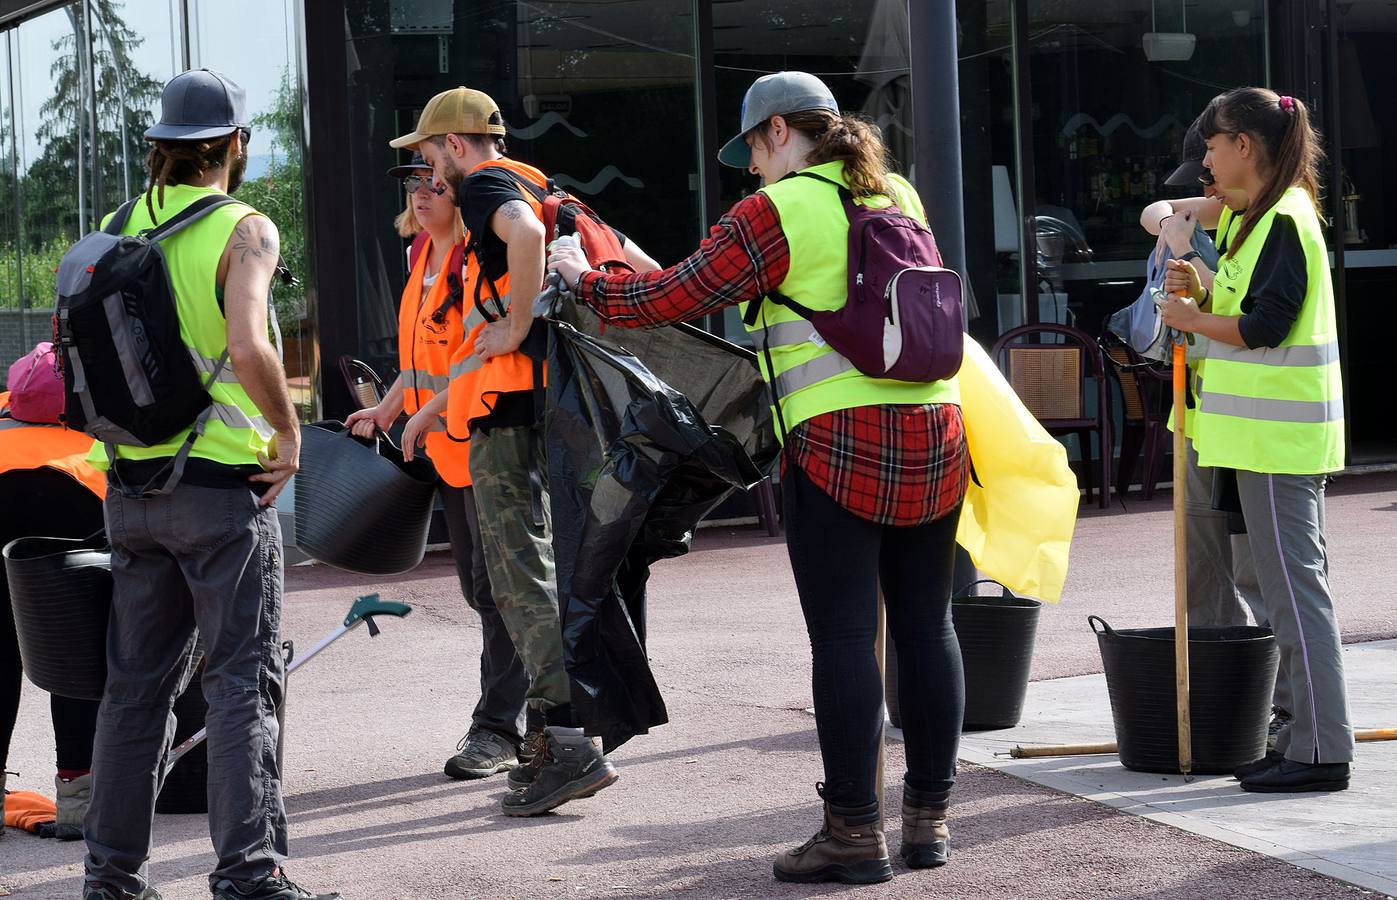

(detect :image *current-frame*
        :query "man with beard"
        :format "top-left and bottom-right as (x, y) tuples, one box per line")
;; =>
(81, 69), (337, 900)
(394, 88), (649, 816)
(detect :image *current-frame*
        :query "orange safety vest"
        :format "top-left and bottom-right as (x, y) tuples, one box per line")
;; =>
(398, 235), (473, 487)
(445, 158), (550, 439)
(0, 393), (105, 497)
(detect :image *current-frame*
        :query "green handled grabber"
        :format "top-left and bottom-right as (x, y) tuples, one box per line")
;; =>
(164, 594), (411, 775)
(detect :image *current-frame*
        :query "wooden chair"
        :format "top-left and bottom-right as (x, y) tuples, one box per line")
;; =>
(991, 323), (1113, 509)
(1100, 333), (1171, 500)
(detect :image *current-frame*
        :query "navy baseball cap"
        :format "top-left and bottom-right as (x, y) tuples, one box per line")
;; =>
(387, 152), (432, 179)
(718, 71), (840, 169)
(145, 68), (249, 141)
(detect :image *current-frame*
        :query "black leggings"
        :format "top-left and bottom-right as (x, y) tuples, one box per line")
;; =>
(783, 463), (964, 810)
(0, 469), (104, 771)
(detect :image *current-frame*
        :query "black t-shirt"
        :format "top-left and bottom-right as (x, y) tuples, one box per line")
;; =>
(1219, 213), (1307, 349)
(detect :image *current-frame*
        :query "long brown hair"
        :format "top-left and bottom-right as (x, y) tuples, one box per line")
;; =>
(143, 135), (235, 220)
(1197, 87), (1324, 258)
(757, 109), (892, 199)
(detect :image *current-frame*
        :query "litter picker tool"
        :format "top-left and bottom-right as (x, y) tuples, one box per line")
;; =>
(164, 593), (411, 775)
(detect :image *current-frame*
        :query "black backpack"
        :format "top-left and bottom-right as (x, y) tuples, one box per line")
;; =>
(53, 194), (281, 495)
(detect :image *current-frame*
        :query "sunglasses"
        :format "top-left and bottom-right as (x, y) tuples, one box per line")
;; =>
(1197, 170), (1215, 186)
(403, 175), (445, 195)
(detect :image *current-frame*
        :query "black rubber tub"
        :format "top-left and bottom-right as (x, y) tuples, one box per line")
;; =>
(1091, 616), (1277, 774)
(294, 421), (437, 575)
(954, 580), (1042, 730)
(3, 534), (111, 700)
(885, 579), (1041, 732)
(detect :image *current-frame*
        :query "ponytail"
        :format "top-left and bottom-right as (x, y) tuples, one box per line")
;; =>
(143, 136), (236, 220)
(767, 109), (892, 199)
(1197, 87), (1324, 258)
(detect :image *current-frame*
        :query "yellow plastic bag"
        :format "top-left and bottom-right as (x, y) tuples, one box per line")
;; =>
(956, 337), (1079, 603)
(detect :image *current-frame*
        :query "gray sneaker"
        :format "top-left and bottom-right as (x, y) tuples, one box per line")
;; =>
(210, 869), (339, 899)
(444, 727), (517, 780)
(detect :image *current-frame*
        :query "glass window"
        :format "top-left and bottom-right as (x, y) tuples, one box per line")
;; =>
(1026, 1), (1267, 337)
(0, 30), (22, 375)
(190, 0), (313, 419)
(710, 0), (916, 342)
(344, 0), (702, 378)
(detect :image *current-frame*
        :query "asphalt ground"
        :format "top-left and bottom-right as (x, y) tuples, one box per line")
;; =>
(3, 472), (1395, 899)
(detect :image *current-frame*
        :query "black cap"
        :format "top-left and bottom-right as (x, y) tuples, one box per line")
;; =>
(387, 152), (432, 179)
(1164, 119), (1207, 187)
(145, 69), (248, 141)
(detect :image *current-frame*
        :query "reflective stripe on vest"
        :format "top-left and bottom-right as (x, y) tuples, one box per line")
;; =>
(1198, 391), (1342, 425)
(402, 368), (450, 394)
(190, 351), (240, 384)
(1192, 186), (1344, 474)
(741, 161), (959, 438)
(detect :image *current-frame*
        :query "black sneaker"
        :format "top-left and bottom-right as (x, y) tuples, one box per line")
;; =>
(500, 726), (617, 816)
(444, 727), (518, 780)
(1239, 759), (1350, 794)
(210, 869), (341, 899)
(1266, 707), (1293, 750)
(84, 885), (162, 900)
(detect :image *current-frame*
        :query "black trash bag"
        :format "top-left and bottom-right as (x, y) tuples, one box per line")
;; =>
(545, 313), (777, 752)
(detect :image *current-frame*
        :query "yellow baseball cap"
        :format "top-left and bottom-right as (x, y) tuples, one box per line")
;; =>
(389, 87), (506, 149)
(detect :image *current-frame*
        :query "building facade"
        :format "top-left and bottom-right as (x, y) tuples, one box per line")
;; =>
(0, 0), (1393, 466)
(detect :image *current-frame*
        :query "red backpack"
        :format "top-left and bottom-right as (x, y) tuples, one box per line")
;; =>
(501, 172), (633, 274)
(6, 342), (66, 425)
(407, 232), (466, 325)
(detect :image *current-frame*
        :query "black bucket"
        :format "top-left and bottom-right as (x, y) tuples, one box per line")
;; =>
(1090, 616), (1277, 774)
(3, 534), (111, 700)
(294, 421), (437, 575)
(954, 580), (1041, 730)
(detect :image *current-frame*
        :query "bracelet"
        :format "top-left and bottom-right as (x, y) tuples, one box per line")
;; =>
(1158, 213), (1175, 230)
(1179, 250), (1201, 263)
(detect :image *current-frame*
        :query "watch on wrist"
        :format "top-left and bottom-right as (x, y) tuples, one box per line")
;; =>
(1179, 250), (1202, 263)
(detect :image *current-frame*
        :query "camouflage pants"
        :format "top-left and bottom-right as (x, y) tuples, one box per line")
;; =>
(468, 423), (570, 712)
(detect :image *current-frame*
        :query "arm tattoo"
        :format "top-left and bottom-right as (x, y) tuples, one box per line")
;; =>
(232, 222), (266, 263)
(500, 201), (524, 222)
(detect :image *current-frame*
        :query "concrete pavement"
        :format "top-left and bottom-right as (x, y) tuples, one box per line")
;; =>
(3, 472), (1395, 898)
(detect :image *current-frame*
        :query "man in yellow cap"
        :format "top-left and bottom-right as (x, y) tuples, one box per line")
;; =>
(392, 87), (625, 817)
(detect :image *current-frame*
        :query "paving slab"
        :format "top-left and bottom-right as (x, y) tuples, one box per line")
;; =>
(957, 640), (1397, 898)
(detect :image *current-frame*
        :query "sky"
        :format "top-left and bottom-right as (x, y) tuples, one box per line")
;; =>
(5, 0), (298, 175)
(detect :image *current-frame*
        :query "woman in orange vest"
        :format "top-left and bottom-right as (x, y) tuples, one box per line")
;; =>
(345, 154), (532, 779)
(0, 346), (106, 841)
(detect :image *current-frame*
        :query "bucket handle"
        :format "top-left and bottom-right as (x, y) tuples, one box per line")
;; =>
(953, 578), (1013, 601)
(1087, 615), (1114, 635)
(335, 421), (408, 458)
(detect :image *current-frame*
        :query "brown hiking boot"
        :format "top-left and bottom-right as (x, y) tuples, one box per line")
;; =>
(901, 785), (950, 868)
(773, 799), (893, 884)
(507, 728), (549, 790)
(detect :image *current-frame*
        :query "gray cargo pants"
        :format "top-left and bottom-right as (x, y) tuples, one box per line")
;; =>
(84, 484), (288, 894)
(1235, 470), (1354, 765)
(438, 482), (530, 744)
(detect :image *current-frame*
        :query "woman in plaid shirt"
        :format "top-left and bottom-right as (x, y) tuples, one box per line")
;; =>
(550, 72), (966, 886)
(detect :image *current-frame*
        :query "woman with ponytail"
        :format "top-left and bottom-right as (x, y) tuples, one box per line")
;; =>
(1161, 87), (1353, 793)
(550, 72), (966, 884)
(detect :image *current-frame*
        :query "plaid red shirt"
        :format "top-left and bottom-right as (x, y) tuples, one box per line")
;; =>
(578, 192), (967, 526)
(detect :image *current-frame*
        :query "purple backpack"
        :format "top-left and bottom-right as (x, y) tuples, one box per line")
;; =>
(744, 171), (964, 384)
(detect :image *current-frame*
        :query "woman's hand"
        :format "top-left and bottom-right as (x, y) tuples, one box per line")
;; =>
(400, 407), (444, 462)
(547, 243), (592, 289)
(1159, 294), (1203, 334)
(1164, 258), (1204, 303)
(345, 404), (395, 439)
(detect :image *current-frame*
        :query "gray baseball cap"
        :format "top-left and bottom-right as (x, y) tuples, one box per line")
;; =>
(718, 71), (840, 169)
(145, 68), (249, 141)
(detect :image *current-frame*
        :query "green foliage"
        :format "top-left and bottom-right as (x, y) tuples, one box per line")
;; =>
(0, 237), (68, 310)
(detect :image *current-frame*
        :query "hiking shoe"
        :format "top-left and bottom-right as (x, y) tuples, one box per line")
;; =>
(774, 800), (893, 885)
(1266, 707), (1293, 751)
(500, 726), (617, 816)
(1240, 759), (1349, 794)
(83, 885), (162, 900)
(508, 728), (549, 790)
(900, 785), (950, 869)
(54, 772), (91, 841)
(210, 869), (341, 899)
(444, 727), (517, 780)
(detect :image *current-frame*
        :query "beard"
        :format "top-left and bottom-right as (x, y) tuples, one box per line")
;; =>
(438, 153), (467, 195)
(227, 150), (248, 194)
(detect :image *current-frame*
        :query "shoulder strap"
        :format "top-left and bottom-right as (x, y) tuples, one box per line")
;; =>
(103, 198), (141, 236)
(741, 288), (818, 328)
(407, 231), (431, 271)
(792, 170), (853, 201)
(144, 195), (242, 243)
(498, 167), (550, 204)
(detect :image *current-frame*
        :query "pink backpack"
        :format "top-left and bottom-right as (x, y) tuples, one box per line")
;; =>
(6, 342), (66, 424)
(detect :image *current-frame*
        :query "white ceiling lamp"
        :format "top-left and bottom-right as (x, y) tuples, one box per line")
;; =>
(1143, 0), (1197, 62)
